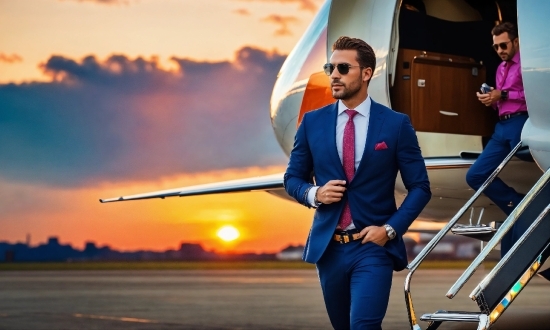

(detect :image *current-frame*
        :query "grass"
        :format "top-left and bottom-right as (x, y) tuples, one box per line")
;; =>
(0, 260), (496, 271)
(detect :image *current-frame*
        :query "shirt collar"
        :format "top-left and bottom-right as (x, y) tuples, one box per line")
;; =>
(507, 51), (521, 65)
(337, 95), (371, 117)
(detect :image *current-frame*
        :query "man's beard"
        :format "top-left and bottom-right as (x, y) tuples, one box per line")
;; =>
(500, 45), (516, 61)
(331, 75), (362, 100)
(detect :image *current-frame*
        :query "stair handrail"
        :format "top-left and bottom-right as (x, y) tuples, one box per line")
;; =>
(469, 169), (550, 299)
(446, 161), (549, 298)
(408, 141), (524, 272)
(405, 141), (524, 330)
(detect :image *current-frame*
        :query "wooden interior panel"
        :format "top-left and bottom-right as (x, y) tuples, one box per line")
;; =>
(389, 49), (414, 118)
(391, 49), (496, 136)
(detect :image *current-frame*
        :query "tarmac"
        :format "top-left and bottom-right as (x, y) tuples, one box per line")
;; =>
(0, 268), (549, 329)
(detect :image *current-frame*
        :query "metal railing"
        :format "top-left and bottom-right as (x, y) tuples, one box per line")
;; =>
(404, 141), (525, 330)
(448, 167), (550, 298)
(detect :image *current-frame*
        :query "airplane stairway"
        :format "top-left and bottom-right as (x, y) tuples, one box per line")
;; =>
(404, 142), (550, 330)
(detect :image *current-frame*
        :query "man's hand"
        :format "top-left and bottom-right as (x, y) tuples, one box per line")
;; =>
(476, 87), (501, 106)
(360, 226), (389, 246)
(316, 180), (346, 204)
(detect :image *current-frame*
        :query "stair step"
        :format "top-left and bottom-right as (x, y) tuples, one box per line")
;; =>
(451, 222), (500, 242)
(420, 311), (484, 322)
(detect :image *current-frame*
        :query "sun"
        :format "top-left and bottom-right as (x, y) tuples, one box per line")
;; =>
(217, 225), (240, 242)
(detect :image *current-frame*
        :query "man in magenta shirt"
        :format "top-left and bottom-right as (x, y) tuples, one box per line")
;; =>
(467, 22), (528, 256)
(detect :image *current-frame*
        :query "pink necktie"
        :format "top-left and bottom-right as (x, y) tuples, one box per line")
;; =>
(338, 110), (358, 229)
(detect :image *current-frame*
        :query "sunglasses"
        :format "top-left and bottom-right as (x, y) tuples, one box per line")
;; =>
(323, 63), (362, 76)
(492, 40), (512, 52)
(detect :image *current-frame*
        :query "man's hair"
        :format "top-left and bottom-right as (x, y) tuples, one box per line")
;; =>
(492, 22), (518, 40)
(332, 36), (376, 75)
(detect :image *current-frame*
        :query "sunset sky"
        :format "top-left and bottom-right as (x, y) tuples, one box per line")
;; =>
(0, 0), (324, 253)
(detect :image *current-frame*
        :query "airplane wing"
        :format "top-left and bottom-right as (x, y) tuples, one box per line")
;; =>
(99, 173), (285, 203)
(100, 157), (479, 204)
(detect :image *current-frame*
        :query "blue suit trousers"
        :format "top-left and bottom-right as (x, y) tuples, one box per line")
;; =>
(466, 114), (528, 256)
(316, 240), (393, 330)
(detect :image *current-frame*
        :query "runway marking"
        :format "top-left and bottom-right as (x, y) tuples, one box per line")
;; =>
(73, 313), (158, 323)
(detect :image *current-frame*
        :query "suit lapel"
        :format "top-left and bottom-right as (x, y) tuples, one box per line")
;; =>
(354, 100), (385, 179)
(323, 102), (346, 179)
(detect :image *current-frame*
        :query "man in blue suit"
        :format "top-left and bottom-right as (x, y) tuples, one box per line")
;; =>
(284, 36), (431, 329)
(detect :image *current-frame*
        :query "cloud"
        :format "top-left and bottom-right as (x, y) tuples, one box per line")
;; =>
(59, 0), (133, 5)
(233, 8), (251, 16)
(0, 47), (288, 187)
(238, 0), (318, 12)
(262, 15), (299, 36)
(0, 53), (23, 63)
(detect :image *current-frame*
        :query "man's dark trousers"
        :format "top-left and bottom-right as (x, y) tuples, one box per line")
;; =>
(466, 114), (528, 256)
(317, 240), (393, 330)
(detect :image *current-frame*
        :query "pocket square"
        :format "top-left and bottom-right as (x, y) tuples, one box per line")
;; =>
(374, 141), (388, 150)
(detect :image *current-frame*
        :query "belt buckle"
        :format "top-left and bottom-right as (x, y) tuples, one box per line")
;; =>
(338, 234), (349, 244)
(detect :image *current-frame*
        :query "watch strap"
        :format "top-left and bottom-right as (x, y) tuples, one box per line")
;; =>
(313, 187), (322, 207)
(501, 90), (508, 101)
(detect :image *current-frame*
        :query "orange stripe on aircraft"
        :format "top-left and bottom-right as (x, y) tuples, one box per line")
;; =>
(297, 71), (335, 127)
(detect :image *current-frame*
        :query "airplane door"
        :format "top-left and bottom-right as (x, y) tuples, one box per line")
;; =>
(327, 0), (399, 108)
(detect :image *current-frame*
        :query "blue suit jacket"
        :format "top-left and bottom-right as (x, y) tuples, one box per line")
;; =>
(284, 100), (431, 271)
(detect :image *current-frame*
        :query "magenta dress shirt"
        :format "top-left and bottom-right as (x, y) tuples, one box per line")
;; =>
(495, 51), (527, 116)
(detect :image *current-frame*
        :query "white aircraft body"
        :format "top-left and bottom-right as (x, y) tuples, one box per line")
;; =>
(100, 0), (549, 228)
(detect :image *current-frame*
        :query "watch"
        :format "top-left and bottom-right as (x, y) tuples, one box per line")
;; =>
(384, 224), (396, 240)
(501, 90), (508, 101)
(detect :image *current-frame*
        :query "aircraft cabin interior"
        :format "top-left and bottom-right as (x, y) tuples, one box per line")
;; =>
(390, 0), (518, 141)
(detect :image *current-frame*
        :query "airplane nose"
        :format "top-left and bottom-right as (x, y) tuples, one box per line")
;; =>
(269, 1), (331, 157)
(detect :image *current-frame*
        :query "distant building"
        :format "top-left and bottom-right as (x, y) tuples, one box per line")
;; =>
(0, 234), (492, 263)
(276, 245), (304, 261)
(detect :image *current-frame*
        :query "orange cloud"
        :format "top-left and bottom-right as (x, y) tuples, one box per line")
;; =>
(0, 53), (23, 63)
(233, 8), (251, 16)
(239, 0), (318, 12)
(262, 15), (299, 36)
(59, 0), (132, 5)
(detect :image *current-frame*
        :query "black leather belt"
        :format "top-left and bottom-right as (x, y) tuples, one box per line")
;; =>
(499, 111), (527, 121)
(333, 229), (362, 244)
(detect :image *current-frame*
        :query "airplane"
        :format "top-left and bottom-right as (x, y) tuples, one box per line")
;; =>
(100, 0), (542, 227)
(101, 0), (550, 329)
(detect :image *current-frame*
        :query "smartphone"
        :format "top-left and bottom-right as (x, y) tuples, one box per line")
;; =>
(480, 83), (491, 94)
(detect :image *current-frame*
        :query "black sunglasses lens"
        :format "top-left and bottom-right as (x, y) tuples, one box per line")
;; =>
(323, 63), (352, 75)
(493, 42), (508, 51)
(323, 63), (334, 75)
(337, 64), (350, 74)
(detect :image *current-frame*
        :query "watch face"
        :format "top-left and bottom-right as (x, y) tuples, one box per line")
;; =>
(385, 225), (395, 239)
(501, 90), (508, 100)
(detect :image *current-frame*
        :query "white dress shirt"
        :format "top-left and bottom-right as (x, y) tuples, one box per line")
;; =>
(307, 96), (371, 230)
